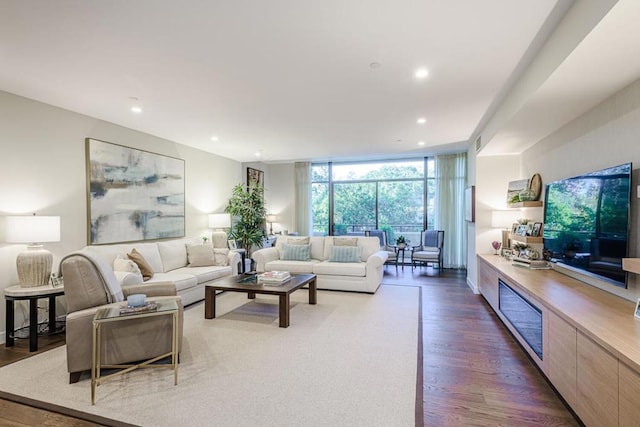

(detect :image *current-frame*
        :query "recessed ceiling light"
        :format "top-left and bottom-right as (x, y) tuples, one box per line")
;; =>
(417, 118), (426, 124)
(418, 141), (425, 146)
(131, 106), (142, 114)
(211, 136), (219, 142)
(414, 68), (429, 79)
(369, 62), (381, 69)
(255, 151), (262, 157)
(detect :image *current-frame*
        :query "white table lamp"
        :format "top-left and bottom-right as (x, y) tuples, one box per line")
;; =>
(266, 214), (277, 236)
(6, 215), (60, 287)
(208, 213), (231, 231)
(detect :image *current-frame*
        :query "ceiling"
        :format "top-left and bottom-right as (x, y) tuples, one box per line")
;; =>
(1, 0), (628, 164)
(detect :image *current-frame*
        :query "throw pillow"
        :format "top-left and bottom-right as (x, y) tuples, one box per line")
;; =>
(113, 256), (142, 274)
(187, 244), (215, 267)
(281, 243), (311, 261)
(287, 237), (310, 245)
(127, 248), (154, 281)
(213, 248), (230, 266)
(333, 237), (357, 246)
(329, 245), (362, 263)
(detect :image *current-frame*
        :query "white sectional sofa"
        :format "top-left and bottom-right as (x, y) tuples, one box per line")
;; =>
(78, 234), (240, 306)
(252, 236), (388, 293)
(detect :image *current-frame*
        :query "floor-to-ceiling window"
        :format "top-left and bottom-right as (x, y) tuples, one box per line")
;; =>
(311, 159), (435, 245)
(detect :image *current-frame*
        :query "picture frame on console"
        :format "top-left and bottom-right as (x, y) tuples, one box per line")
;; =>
(531, 222), (543, 237)
(228, 239), (237, 250)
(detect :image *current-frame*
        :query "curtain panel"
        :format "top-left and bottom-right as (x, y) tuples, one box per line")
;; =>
(295, 162), (312, 236)
(435, 153), (467, 269)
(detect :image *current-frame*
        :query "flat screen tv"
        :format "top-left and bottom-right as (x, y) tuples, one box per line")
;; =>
(543, 163), (632, 288)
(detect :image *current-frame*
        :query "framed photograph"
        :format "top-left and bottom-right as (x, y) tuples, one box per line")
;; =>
(511, 223), (519, 234)
(50, 273), (63, 288)
(247, 167), (264, 188)
(516, 225), (528, 237)
(531, 222), (543, 237)
(86, 138), (185, 245)
(464, 186), (475, 222)
(635, 298), (640, 319)
(228, 239), (238, 250)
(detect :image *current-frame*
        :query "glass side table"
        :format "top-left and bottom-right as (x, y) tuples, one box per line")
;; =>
(91, 297), (179, 405)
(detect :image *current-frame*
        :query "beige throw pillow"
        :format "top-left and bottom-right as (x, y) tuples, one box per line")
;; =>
(333, 237), (358, 246)
(127, 248), (154, 281)
(187, 244), (215, 267)
(287, 237), (310, 245)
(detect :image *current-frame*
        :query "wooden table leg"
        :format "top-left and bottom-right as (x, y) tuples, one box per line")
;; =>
(48, 295), (57, 333)
(279, 294), (290, 328)
(5, 300), (14, 347)
(309, 279), (317, 305)
(204, 287), (216, 319)
(29, 298), (38, 352)
(248, 291), (256, 299)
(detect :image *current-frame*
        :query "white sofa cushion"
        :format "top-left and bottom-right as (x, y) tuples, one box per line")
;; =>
(172, 266), (232, 284)
(157, 240), (188, 272)
(147, 272), (198, 292)
(313, 261), (366, 277)
(265, 259), (319, 274)
(113, 270), (144, 286)
(129, 243), (164, 273)
(187, 244), (216, 266)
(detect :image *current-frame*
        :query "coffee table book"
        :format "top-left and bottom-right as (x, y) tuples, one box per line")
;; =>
(120, 301), (158, 315)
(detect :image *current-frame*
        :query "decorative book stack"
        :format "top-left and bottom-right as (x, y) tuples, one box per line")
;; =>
(257, 271), (291, 284)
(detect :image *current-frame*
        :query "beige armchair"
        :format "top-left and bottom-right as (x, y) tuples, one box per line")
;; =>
(60, 252), (183, 383)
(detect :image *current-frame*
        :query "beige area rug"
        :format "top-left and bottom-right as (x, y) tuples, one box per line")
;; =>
(0, 285), (420, 427)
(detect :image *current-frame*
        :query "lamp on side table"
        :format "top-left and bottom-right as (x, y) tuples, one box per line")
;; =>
(6, 214), (60, 287)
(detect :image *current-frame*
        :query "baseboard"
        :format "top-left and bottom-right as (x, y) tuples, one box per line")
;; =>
(466, 277), (479, 294)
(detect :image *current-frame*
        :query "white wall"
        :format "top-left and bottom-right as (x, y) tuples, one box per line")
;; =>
(0, 90), (241, 342)
(474, 78), (640, 302)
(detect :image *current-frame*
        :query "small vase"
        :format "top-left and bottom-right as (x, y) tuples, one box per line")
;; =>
(519, 188), (536, 202)
(397, 243), (406, 249)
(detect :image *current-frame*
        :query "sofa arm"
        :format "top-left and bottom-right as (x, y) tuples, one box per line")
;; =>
(228, 251), (241, 275)
(252, 247), (280, 272)
(366, 250), (388, 269)
(123, 282), (177, 297)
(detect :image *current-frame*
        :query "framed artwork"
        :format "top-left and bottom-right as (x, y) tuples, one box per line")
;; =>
(506, 178), (530, 205)
(86, 138), (185, 245)
(228, 239), (238, 249)
(247, 167), (264, 188)
(465, 186), (475, 222)
(516, 225), (528, 237)
(511, 223), (519, 234)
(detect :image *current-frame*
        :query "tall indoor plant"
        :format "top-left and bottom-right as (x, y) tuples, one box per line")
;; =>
(225, 183), (267, 258)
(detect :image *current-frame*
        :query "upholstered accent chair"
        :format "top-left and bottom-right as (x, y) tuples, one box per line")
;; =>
(60, 252), (183, 383)
(369, 230), (398, 269)
(411, 230), (444, 272)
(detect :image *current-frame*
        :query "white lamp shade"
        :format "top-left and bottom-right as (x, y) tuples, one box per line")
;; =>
(491, 210), (520, 229)
(208, 213), (231, 229)
(266, 214), (277, 223)
(6, 216), (60, 243)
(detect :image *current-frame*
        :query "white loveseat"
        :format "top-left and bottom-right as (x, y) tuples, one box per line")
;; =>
(78, 234), (240, 306)
(252, 236), (388, 293)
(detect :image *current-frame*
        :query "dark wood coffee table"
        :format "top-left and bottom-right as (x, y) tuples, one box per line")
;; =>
(204, 273), (317, 328)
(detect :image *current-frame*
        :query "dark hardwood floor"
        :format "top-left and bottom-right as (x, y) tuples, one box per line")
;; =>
(0, 266), (580, 426)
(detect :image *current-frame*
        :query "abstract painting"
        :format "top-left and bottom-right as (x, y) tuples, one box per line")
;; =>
(86, 138), (185, 244)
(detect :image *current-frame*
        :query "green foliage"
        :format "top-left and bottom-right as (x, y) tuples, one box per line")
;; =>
(396, 235), (406, 244)
(225, 183), (266, 257)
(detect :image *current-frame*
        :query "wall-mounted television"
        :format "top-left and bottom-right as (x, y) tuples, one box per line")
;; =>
(543, 163), (632, 288)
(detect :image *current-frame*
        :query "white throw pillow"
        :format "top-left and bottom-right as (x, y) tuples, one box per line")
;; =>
(113, 256), (142, 274)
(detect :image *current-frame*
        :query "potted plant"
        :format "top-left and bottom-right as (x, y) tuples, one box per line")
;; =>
(225, 183), (267, 259)
(396, 235), (407, 249)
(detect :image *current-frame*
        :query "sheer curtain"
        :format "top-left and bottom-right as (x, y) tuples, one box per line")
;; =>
(294, 162), (312, 235)
(434, 153), (467, 269)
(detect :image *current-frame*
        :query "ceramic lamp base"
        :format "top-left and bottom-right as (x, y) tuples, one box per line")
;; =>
(16, 245), (52, 287)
